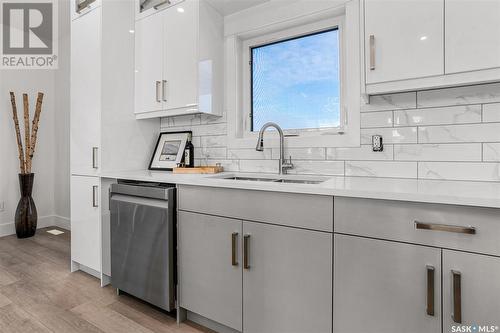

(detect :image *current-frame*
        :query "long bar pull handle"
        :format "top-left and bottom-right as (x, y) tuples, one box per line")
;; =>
(162, 80), (167, 102)
(415, 221), (476, 235)
(243, 235), (250, 269)
(231, 232), (238, 266)
(155, 81), (161, 102)
(92, 147), (98, 169)
(452, 270), (462, 324)
(426, 265), (435, 316)
(76, 0), (95, 13)
(153, 0), (170, 10)
(92, 185), (99, 208)
(369, 35), (375, 70)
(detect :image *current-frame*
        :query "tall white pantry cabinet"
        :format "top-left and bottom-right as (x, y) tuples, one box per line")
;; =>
(70, 0), (157, 283)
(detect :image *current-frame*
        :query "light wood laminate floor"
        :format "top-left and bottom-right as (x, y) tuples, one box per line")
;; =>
(0, 227), (212, 333)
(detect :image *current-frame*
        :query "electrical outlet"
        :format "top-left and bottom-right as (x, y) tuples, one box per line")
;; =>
(0, 201), (4, 212)
(372, 135), (383, 152)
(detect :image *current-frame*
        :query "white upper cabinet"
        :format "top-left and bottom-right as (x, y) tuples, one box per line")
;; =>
(364, 0), (444, 84)
(445, 0), (500, 74)
(163, 0), (198, 111)
(363, 0), (500, 95)
(134, 13), (164, 114)
(134, 0), (223, 119)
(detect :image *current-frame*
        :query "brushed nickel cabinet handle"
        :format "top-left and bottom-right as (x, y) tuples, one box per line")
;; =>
(426, 265), (435, 316)
(153, 0), (170, 10)
(162, 80), (167, 102)
(76, 0), (95, 13)
(452, 270), (462, 324)
(415, 221), (476, 235)
(155, 81), (161, 102)
(92, 185), (99, 208)
(231, 232), (238, 266)
(243, 234), (250, 269)
(369, 34), (375, 70)
(92, 147), (98, 169)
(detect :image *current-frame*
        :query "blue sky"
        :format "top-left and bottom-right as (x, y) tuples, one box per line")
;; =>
(252, 29), (340, 131)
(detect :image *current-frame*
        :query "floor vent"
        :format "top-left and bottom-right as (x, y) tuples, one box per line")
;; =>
(47, 229), (64, 235)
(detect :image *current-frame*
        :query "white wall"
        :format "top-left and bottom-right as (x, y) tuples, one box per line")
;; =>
(0, 0), (70, 236)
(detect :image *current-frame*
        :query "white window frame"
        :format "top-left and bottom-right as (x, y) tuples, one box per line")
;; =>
(225, 0), (361, 149)
(241, 18), (345, 137)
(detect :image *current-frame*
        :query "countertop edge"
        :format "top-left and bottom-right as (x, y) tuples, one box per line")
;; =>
(97, 171), (500, 209)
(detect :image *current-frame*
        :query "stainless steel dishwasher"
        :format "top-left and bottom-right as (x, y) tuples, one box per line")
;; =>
(110, 180), (176, 311)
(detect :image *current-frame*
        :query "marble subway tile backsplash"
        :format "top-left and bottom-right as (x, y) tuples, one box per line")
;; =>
(394, 143), (481, 162)
(417, 82), (500, 108)
(394, 105), (481, 127)
(161, 82), (500, 182)
(483, 143), (500, 162)
(483, 103), (500, 123)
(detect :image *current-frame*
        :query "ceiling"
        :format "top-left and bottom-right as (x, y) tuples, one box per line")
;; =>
(206, 0), (270, 16)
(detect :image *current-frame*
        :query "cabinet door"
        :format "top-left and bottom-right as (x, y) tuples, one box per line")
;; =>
(364, 0), (444, 83)
(445, 0), (500, 73)
(70, 176), (100, 273)
(242, 221), (332, 333)
(443, 250), (500, 331)
(70, 8), (101, 176)
(334, 235), (441, 333)
(163, 0), (198, 111)
(178, 211), (242, 331)
(134, 13), (164, 115)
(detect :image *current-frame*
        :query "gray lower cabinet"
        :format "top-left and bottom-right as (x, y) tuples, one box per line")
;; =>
(178, 209), (333, 333)
(334, 234), (441, 333)
(178, 211), (243, 331)
(242, 221), (332, 333)
(443, 250), (500, 331)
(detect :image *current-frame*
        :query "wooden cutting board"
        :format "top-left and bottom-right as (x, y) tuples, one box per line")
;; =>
(173, 165), (223, 174)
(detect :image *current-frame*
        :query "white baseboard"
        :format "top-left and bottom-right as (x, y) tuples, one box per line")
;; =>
(52, 215), (71, 230)
(0, 214), (71, 238)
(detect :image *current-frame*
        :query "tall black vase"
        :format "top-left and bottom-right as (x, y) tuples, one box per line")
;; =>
(15, 173), (37, 239)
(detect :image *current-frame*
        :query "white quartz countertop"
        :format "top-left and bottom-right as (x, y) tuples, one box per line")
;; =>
(99, 170), (500, 209)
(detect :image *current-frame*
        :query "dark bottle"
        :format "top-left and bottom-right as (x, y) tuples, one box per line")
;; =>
(184, 139), (194, 168)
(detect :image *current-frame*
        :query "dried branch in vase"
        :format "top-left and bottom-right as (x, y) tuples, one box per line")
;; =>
(9, 92), (44, 175)
(30, 93), (44, 166)
(9, 92), (26, 174)
(23, 94), (31, 174)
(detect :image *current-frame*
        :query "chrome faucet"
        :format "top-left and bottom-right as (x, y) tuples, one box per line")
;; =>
(255, 122), (293, 175)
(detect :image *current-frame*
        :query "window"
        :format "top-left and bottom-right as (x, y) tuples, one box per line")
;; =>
(226, 3), (361, 149)
(250, 28), (341, 131)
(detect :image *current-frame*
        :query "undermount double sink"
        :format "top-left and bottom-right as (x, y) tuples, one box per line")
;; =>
(218, 175), (327, 185)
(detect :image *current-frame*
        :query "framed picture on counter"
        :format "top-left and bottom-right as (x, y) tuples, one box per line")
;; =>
(149, 131), (191, 171)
